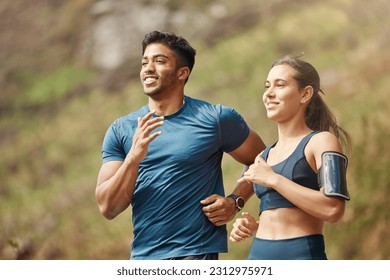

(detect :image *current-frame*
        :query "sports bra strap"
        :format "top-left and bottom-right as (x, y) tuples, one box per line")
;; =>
(262, 131), (319, 161)
(293, 131), (319, 156)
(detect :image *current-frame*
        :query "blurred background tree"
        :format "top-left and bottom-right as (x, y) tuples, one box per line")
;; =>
(0, 0), (389, 260)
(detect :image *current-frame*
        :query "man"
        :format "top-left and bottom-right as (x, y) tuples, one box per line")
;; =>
(95, 31), (265, 260)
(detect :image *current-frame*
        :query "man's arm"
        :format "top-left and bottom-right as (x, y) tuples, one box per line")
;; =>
(95, 111), (164, 219)
(95, 159), (139, 220)
(229, 129), (266, 166)
(201, 129), (265, 226)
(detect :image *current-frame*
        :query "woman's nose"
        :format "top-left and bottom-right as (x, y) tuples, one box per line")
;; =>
(264, 87), (274, 97)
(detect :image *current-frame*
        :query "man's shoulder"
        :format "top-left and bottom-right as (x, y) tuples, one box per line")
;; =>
(186, 96), (233, 114)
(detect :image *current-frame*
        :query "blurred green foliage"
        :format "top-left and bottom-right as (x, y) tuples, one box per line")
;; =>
(20, 65), (93, 106)
(1, 0), (389, 260)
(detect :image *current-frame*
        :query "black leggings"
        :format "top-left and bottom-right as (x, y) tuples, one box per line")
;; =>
(248, 234), (327, 260)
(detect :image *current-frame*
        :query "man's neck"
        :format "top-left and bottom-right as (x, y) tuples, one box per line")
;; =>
(148, 95), (185, 116)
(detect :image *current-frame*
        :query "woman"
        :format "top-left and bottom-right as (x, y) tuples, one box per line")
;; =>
(229, 56), (351, 260)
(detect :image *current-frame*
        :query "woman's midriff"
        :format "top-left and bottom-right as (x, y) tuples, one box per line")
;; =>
(256, 207), (323, 240)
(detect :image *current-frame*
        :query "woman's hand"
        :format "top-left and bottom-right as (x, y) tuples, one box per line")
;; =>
(237, 155), (276, 188)
(229, 212), (258, 243)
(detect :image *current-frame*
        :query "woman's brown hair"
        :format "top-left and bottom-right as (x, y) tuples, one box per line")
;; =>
(272, 55), (351, 153)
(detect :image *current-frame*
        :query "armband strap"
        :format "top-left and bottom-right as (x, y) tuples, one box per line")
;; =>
(318, 151), (350, 201)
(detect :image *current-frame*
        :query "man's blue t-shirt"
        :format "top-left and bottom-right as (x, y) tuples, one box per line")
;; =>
(102, 96), (250, 259)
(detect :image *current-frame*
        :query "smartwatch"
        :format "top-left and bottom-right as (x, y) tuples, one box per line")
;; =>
(227, 193), (245, 211)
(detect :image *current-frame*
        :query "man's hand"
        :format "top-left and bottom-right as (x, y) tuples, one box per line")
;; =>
(126, 110), (164, 164)
(201, 194), (237, 226)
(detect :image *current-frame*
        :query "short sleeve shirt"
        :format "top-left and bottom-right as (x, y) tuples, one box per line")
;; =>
(101, 96), (250, 259)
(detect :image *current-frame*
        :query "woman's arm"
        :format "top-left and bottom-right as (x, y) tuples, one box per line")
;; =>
(238, 131), (346, 223)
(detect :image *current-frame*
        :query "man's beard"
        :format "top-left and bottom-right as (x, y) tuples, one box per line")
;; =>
(143, 71), (177, 98)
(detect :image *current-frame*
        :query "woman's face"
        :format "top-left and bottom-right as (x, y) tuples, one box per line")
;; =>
(262, 64), (305, 122)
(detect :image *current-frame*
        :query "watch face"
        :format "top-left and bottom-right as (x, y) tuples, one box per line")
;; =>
(237, 197), (245, 209)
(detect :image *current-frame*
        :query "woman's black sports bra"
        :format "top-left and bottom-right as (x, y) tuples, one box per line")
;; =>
(254, 131), (320, 213)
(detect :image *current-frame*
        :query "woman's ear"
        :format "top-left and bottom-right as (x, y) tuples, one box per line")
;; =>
(177, 67), (190, 81)
(301, 86), (314, 104)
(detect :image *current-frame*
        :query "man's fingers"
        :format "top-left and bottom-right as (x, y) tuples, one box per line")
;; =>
(140, 117), (164, 131)
(200, 194), (218, 205)
(135, 113), (164, 142)
(200, 195), (219, 213)
(146, 131), (162, 143)
(143, 120), (164, 136)
(208, 216), (224, 226)
(138, 110), (156, 125)
(138, 111), (164, 128)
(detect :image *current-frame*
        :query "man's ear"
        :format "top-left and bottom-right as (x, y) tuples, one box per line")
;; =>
(177, 67), (190, 81)
(301, 86), (314, 104)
